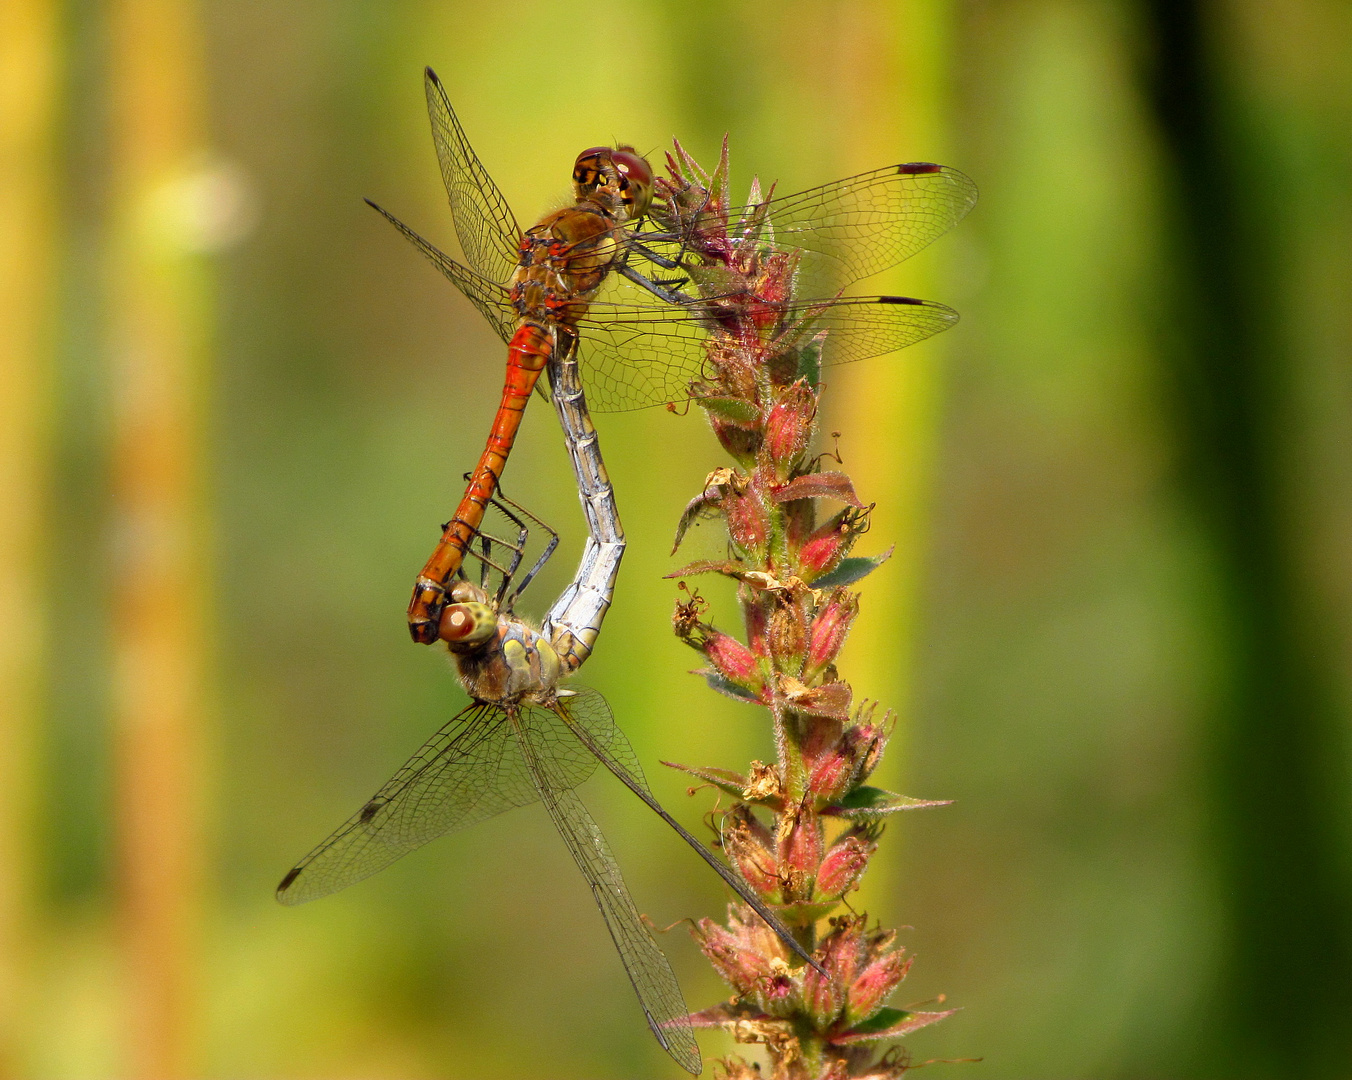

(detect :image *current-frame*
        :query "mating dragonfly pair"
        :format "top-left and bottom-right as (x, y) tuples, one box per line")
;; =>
(277, 67), (976, 1074)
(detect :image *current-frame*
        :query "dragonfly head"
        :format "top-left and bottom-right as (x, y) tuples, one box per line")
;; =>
(573, 145), (654, 222)
(439, 601), (498, 651)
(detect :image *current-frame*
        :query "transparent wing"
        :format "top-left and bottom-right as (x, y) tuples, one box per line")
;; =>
(571, 294), (960, 412)
(558, 688), (825, 975)
(277, 699), (599, 905)
(515, 700), (701, 1075)
(652, 163), (978, 295)
(424, 67), (521, 287)
(366, 200), (517, 344)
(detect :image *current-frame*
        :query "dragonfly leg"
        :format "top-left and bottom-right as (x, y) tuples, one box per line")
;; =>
(615, 262), (697, 305)
(626, 238), (683, 271)
(488, 490), (559, 610)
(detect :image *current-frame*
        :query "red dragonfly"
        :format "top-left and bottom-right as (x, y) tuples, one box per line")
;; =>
(369, 68), (977, 646)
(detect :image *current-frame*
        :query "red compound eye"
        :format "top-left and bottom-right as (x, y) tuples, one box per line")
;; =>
(610, 149), (653, 189)
(438, 602), (495, 647)
(611, 148), (654, 218)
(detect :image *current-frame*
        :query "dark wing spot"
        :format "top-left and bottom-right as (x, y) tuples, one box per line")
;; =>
(278, 866), (302, 892)
(359, 797), (387, 823)
(877, 295), (925, 305)
(897, 162), (943, 174)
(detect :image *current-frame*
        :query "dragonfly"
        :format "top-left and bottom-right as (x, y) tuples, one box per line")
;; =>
(277, 495), (819, 1075)
(369, 68), (977, 647)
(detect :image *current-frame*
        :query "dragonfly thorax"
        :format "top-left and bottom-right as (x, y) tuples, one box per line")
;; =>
(511, 208), (621, 324)
(449, 610), (562, 706)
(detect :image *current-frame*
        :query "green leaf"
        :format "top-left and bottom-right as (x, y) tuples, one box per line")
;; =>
(810, 546), (894, 589)
(831, 1007), (956, 1044)
(698, 670), (763, 704)
(696, 396), (761, 425)
(688, 263), (741, 295)
(828, 786), (952, 818)
(774, 899), (843, 927)
(797, 338), (823, 389)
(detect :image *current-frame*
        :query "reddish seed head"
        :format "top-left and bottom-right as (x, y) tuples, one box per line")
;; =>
(693, 919), (765, 994)
(797, 508), (862, 580)
(704, 628), (763, 690)
(723, 805), (781, 899)
(764, 383), (817, 473)
(845, 950), (913, 1026)
(807, 748), (852, 802)
(805, 590), (859, 680)
(816, 835), (875, 897)
(778, 806), (824, 878)
(724, 489), (770, 553)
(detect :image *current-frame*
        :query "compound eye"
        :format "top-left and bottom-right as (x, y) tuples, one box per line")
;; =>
(572, 146), (611, 191)
(611, 149), (654, 219)
(438, 602), (496, 648)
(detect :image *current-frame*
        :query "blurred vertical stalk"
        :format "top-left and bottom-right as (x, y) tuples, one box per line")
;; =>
(0, 0), (60, 1072)
(1139, 2), (1352, 1076)
(106, 0), (213, 1076)
(824, 0), (953, 738)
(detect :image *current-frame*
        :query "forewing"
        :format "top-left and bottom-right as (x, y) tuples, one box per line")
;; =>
(277, 701), (535, 905)
(788, 294), (960, 362)
(569, 294), (960, 412)
(366, 200), (516, 344)
(424, 67), (522, 287)
(694, 163), (978, 294)
(556, 687), (648, 785)
(556, 689), (827, 976)
(515, 702), (701, 1075)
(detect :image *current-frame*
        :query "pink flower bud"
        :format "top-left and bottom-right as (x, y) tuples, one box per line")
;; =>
(815, 835), (876, 897)
(693, 917), (773, 996)
(742, 588), (771, 658)
(845, 950), (913, 1026)
(801, 955), (845, 1027)
(778, 807), (824, 880)
(797, 508), (859, 580)
(768, 602), (808, 673)
(725, 489), (770, 553)
(764, 383), (817, 474)
(807, 749), (851, 802)
(805, 590), (859, 681)
(758, 959), (799, 1017)
(817, 915), (866, 989)
(704, 628), (764, 693)
(723, 805), (781, 900)
(711, 415), (762, 462)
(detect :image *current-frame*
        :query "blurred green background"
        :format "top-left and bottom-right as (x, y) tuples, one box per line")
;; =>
(3, 0), (1350, 1077)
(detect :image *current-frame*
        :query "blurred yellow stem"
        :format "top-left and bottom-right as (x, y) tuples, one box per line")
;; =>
(0, 0), (60, 1072)
(823, 0), (953, 755)
(106, 0), (214, 1076)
